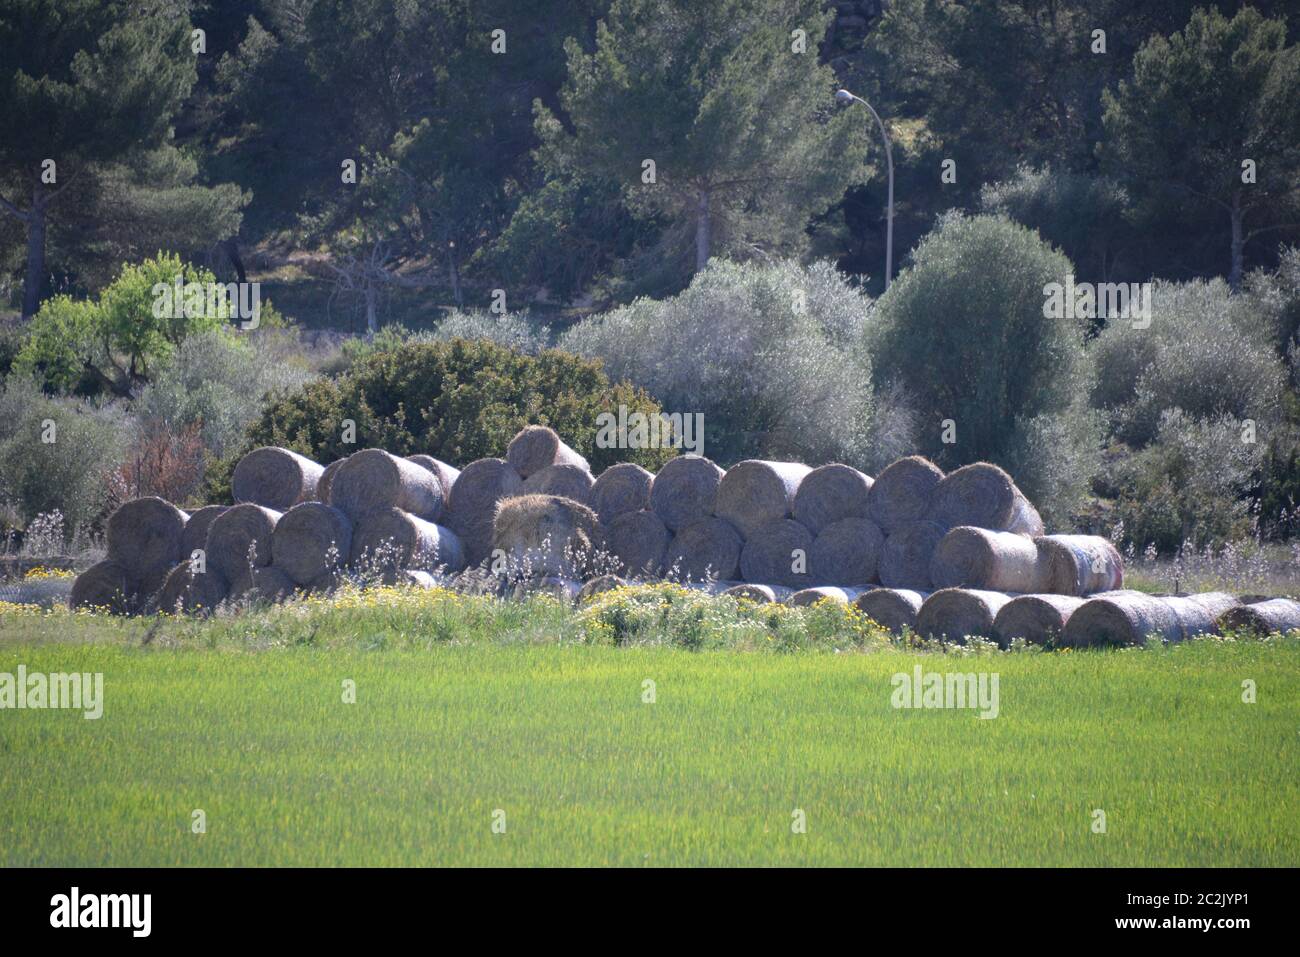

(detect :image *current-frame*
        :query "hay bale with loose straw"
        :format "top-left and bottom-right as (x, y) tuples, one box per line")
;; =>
(180, 505), (227, 562)
(493, 494), (602, 579)
(316, 456), (349, 504)
(522, 463), (595, 503)
(793, 463), (873, 536)
(931, 462), (1042, 534)
(205, 503), (282, 583)
(809, 517), (884, 586)
(271, 502), (353, 585)
(232, 446), (324, 510)
(1059, 592), (1184, 647)
(1034, 535), (1124, 595)
(605, 509), (670, 577)
(665, 516), (743, 583)
(878, 520), (947, 589)
(352, 507), (466, 574)
(1166, 591), (1239, 640)
(155, 562), (229, 616)
(930, 526), (1048, 592)
(329, 448), (445, 523)
(406, 454), (460, 498)
(577, 574), (627, 603)
(916, 588), (1015, 643)
(506, 425), (589, 478)
(738, 518), (814, 589)
(106, 496), (189, 576)
(715, 460), (813, 540)
(590, 463), (653, 524)
(854, 588), (929, 634)
(722, 583), (794, 604)
(866, 456), (943, 534)
(993, 594), (1087, 646)
(446, 458), (524, 567)
(788, 585), (868, 606)
(1218, 598), (1300, 636)
(228, 564), (297, 604)
(69, 560), (135, 614)
(649, 455), (725, 532)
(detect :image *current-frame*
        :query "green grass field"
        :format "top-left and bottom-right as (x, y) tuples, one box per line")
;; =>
(1, 585), (1297, 866)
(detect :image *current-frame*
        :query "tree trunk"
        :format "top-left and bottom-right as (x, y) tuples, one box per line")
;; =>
(22, 194), (46, 319)
(695, 189), (711, 273)
(447, 242), (463, 306)
(1229, 192), (1244, 292)
(222, 237), (247, 285)
(364, 283), (377, 339)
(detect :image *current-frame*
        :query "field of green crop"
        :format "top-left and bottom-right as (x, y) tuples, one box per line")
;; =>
(1, 585), (1297, 867)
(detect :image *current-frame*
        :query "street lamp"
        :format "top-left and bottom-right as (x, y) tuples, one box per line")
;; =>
(836, 88), (894, 291)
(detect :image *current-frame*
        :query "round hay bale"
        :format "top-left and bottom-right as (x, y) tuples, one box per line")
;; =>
(787, 585), (868, 607)
(866, 456), (944, 534)
(649, 455), (724, 532)
(329, 448), (445, 523)
(665, 516), (743, 583)
(1167, 591), (1239, 640)
(232, 446), (324, 510)
(154, 562), (229, 616)
(715, 460), (813, 541)
(272, 502), (353, 585)
(406, 454), (461, 498)
(446, 457), (524, 567)
(228, 564), (297, 604)
(305, 569), (344, 595)
(915, 588), (1014, 643)
(69, 560), (135, 614)
(722, 583), (793, 604)
(180, 505), (227, 562)
(522, 463), (595, 503)
(809, 517), (884, 586)
(993, 594), (1087, 646)
(930, 526), (1048, 592)
(793, 463), (874, 536)
(317, 456), (349, 504)
(931, 462), (1041, 534)
(878, 520), (947, 589)
(351, 507), (466, 573)
(577, 574), (627, 603)
(854, 588), (929, 634)
(590, 463), (653, 524)
(505, 425), (589, 478)
(738, 518), (814, 589)
(205, 503), (282, 583)
(133, 561), (175, 611)
(1034, 535), (1124, 595)
(493, 494), (602, 579)
(1059, 593), (1184, 647)
(105, 497), (188, 576)
(605, 509), (670, 577)
(1218, 598), (1300, 636)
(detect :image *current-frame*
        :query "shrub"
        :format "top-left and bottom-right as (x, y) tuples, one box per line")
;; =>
(560, 258), (897, 469)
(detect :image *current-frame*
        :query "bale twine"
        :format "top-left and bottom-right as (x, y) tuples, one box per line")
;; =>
(1034, 535), (1124, 595)
(649, 455), (724, 532)
(271, 502), (354, 585)
(993, 594), (1087, 646)
(664, 516), (743, 583)
(446, 457), (524, 567)
(205, 503), (282, 583)
(232, 446), (324, 510)
(577, 574), (628, 603)
(930, 526), (1048, 592)
(69, 560), (135, 614)
(1059, 592), (1184, 647)
(493, 494), (602, 579)
(1166, 592), (1239, 640)
(105, 496), (189, 576)
(809, 517), (884, 586)
(915, 588), (1014, 643)
(738, 518), (814, 589)
(722, 583), (794, 604)
(931, 462), (1042, 534)
(228, 564), (297, 604)
(154, 562), (229, 616)
(793, 463), (874, 536)
(406, 454), (461, 498)
(522, 463), (595, 504)
(878, 520), (947, 589)
(787, 585), (868, 607)
(329, 448), (445, 523)
(1218, 598), (1300, 636)
(866, 456), (944, 534)
(180, 505), (227, 562)
(604, 509), (670, 577)
(590, 463), (654, 524)
(317, 456), (349, 504)
(352, 507), (467, 573)
(853, 588), (929, 634)
(715, 460), (813, 540)
(505, 425), (589, 478)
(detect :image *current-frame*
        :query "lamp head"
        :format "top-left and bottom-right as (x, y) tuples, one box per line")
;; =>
(834, 89), (855, 105)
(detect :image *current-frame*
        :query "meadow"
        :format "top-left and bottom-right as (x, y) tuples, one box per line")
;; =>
(1, 585), (1296, 867)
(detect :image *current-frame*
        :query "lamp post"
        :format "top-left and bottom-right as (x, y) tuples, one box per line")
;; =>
(836, 88), (894, 290)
